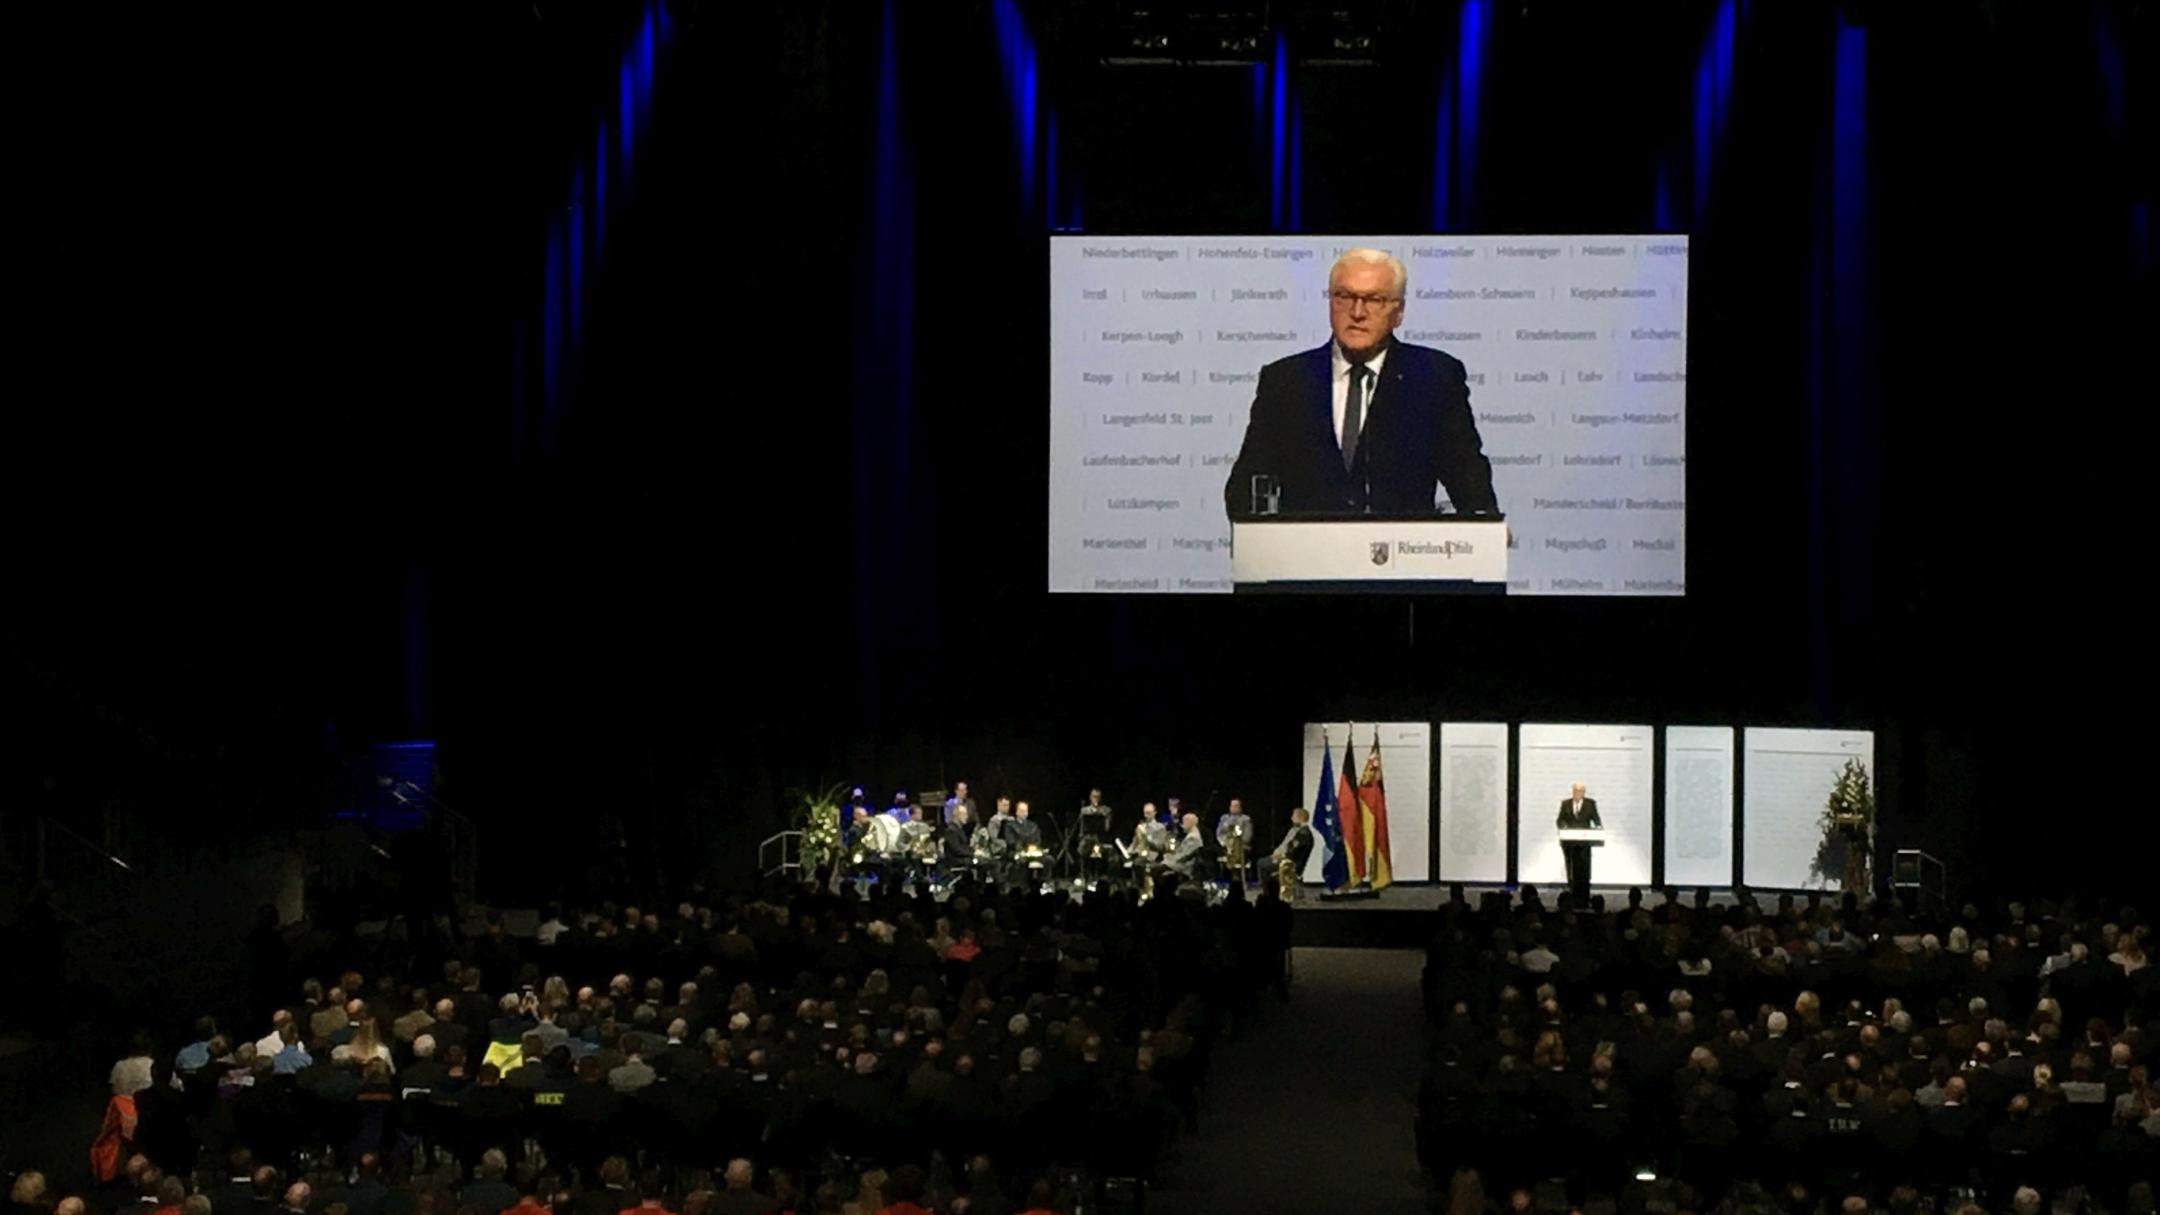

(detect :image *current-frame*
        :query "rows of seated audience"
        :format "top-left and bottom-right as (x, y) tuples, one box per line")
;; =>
(1419, 887), (2158, 1215)
(14, 873), (1293, 1215)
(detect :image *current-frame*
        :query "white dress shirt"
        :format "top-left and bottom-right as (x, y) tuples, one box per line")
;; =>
(1330, 341), (1391, 451)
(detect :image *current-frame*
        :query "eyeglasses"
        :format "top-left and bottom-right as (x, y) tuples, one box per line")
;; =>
(1329, 289), (1400, 310)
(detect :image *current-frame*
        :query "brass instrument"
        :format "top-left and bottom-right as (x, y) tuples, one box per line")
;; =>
(1223, 824), (1248, 873)
(902, 821), (939, 863)
(1276, 852), (1300, 901)
(1121, 828), (1157, 901)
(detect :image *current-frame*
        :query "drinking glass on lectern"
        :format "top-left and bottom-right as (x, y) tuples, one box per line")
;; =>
(1249, 474), (1281, 517)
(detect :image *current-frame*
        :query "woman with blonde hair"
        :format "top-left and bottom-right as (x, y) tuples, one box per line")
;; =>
(2109, 930), (2149, 975)
(334, 1016), (394, 1073)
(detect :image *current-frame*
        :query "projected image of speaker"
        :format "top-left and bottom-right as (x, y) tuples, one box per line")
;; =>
(1048, 234), (1688, 595)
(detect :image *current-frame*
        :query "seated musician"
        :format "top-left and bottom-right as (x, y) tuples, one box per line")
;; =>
(1163, 813), (1204, 877)
(1269, 807), (1315, 898)
(898, 805), (935, 855)
(846, 805), (877, 854)
(1130, 802), (1168, 858)
(985, 797), (1016, 845)
(1269, 807), (1314, 868)
(1006, 802), (1045, 852)
(861, 807), (901, 858)
(941, 805), (975, 861)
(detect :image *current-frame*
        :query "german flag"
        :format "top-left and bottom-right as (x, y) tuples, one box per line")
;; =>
(1355, 729), (1394, 890)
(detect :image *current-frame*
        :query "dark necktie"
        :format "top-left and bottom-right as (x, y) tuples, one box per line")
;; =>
(1343, 363), (1370, 472)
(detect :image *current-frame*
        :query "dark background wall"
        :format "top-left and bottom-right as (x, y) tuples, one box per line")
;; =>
(10, 0), (2151, 903)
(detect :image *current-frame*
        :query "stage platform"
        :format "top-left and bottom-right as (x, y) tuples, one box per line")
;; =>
(1287, 883), (1789, 949)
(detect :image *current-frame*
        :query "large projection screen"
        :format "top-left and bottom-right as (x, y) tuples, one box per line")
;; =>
(1438, 722), (1510, 883)
(1663, 726), (1736, 888)
(1517, 724), (1654, 887)
(1300, 722), (1432, 883)
(1743, 728), (1875, 889)
(1049, 235), (1689, 595)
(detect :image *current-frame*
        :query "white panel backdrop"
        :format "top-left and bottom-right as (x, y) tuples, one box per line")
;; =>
(1664, 726), (1735, 888)
(1438, 722), (1511, 883)
(1743, 727), (1874, 889)
(1300, 722), (1431, 883)
(1517, 724), (1654, 887)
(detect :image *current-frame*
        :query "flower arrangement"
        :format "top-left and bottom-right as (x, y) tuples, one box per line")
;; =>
(791, 782), (848, 884)
(1810, 758), (1875, 892)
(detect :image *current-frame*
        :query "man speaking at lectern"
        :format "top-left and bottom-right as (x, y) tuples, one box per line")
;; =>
(1557, 782), (1602, 904)
(1224, 248), (1499, 520)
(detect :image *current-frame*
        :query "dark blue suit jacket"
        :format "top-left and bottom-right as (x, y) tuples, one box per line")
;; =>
(1223, 340), (1499, 518)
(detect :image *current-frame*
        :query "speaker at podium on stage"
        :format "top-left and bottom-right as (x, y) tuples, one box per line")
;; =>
(1556, 782), (1603, 904)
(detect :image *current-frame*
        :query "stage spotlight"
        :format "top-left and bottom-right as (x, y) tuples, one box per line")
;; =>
(1102, 3), (1179, 65)
(1291, 1), (1383, 66)
(1103, 2), (1271, 66)
(1188, 3), (1270, 64)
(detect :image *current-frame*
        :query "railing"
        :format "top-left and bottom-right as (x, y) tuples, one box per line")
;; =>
(33, 814), (140, 906)
(383, 778), (479, 907)
(759, 830), (803, 878)
(1, 812), (184, 996)
(1890, 849), (1948, 912)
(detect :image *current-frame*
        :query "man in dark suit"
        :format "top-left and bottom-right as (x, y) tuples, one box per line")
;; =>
(1557, 783), (1602, 904)
(1225, 247), (1498, 520)
(941, 805), (976, 862)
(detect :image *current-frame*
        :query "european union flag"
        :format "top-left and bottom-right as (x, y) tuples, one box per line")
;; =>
(1314, 730), (1349, 890)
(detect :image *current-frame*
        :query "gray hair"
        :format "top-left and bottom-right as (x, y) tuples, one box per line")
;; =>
(1328, 247), (1408, 297)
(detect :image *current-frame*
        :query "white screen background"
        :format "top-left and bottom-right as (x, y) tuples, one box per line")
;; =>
(1299, 722), (1432, 883)
(1742, 727), (1875, 889)
(1517, 723), (1655, 887)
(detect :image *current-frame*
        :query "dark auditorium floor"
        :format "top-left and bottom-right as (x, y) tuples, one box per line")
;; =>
(1155, 947), (1432, 1214)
